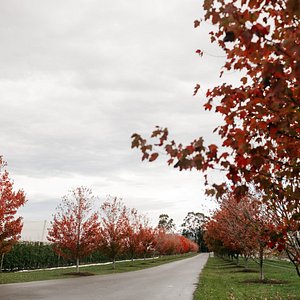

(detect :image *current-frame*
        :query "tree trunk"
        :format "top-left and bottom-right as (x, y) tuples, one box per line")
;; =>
(113, 257), (116, 270)
(0, 253), (4, 272)
(286, 249), (300, 277)
(244, 256), (248, 270)
(131, 256), (134, 266)
(259, 244), (264, 281)
(76, 257), (80, 273)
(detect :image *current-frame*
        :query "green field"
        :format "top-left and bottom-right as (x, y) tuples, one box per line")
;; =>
(0, 253), (196, 284)
(194, 256), (300, 300)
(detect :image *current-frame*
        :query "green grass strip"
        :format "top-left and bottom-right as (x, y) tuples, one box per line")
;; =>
(194, 256), (300, 300)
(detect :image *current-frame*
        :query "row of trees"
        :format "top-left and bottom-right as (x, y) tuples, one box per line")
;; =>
(131, 0), (299, 276)
(0, 157), (200, 273)
(204, 191), (300, 279)
(204, 193), (270, 280)
(47, 187), (199, 272)
(2, 235), (198, 272)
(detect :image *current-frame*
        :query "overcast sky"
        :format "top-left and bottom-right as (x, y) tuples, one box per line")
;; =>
(0, 0), (233, 235)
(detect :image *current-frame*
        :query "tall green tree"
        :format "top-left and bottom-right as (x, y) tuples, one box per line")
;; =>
(158, 214), (176, 233)
(181, 212), (208, 252)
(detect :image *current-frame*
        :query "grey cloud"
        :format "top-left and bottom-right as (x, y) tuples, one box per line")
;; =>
(1, 0), (229, 227)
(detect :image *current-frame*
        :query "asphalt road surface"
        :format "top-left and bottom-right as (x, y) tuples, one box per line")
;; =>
(0, 253), (209, 300)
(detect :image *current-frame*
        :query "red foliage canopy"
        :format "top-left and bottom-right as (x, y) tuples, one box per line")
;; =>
(137, 218), (157, 258)
(99, 196), (129, 269)
(123, 208), (143, 260)
(0, 158), (26, 257)
(205, 194), (269, 257)
(155, 229), (198, 255)
(47, 187), (100, 272)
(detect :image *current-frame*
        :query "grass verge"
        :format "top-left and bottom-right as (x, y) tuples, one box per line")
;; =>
(0, 253), (196, 284)
(194, 256), (300, 300)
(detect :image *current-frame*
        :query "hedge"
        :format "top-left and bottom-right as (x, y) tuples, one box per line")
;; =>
(2, 236), (196, 272)
(2, 242), (112, 271)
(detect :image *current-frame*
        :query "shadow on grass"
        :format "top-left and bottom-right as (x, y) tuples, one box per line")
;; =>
(233, 269), (258, 273)
(209, 263), (232, 267)
(211, 264), (244, 270)
(64, 272), (95, 277)
(128, 265), (144, 269)
(242, 279), (289, 285)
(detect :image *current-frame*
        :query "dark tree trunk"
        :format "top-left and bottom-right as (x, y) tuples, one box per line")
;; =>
(0, 253), (4, 272)
(76, 257), (80, 273)
(259, 244), (264, 281)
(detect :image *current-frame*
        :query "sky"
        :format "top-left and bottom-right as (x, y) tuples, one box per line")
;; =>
(0, 0), (232, 238)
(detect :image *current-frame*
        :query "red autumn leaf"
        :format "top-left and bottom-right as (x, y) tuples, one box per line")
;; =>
(186, 145), (195, 153)
(208, 144), (218, 158)
(241, 77), (248, 85)
(167, 158), (173, 165)
(251, 24), (269, 37)
(149, 152), (159, 162)
(196, 49), (203, 56)
(193, 84), (201, 96)
(194, 20), (201, 28)
(204, 102), (212, 110)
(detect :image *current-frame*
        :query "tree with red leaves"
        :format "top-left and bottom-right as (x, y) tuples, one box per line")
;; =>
(124, 208), (143, 261)
(47, 187), (100, 272)
(205, 194), (272, 280)
(177, 235), (199, 254)
(264, 194), (300, 276)
(156, 231), (178, 256)
(99, 196), (128, 269)
(0, 157), (26, 271)
(131, 0), (299, 268)
(156, 230), (199, 255)
(138, 217), (157, 259)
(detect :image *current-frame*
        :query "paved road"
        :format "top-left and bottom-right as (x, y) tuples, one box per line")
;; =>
(0, 253), (209, 300)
